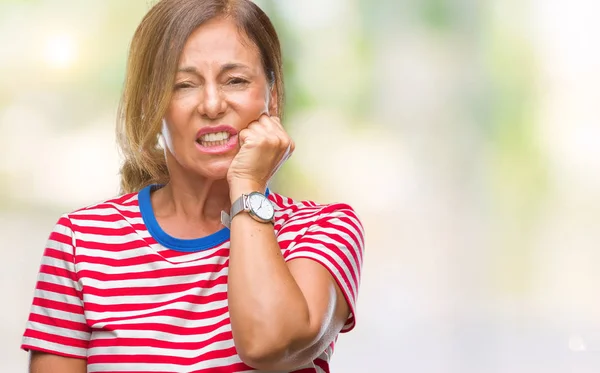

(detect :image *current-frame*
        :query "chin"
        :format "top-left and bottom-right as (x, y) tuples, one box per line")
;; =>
(193, 160), (232, 181)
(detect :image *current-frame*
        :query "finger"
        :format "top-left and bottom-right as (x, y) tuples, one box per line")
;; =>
(257, 115), (292, 148)
(257, 113), (277, 129)
(238, 128), (252, 147)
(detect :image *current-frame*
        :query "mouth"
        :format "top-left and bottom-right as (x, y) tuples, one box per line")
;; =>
(196, 125), (238, 149)
(196, 131), (232, 147)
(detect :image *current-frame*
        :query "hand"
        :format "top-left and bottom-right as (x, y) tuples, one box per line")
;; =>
(227, 114), (294, 197)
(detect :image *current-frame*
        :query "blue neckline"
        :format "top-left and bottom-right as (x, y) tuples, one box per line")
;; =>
(138, 184), (269, 252)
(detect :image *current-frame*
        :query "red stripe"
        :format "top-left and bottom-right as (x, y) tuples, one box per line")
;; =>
(90, 329), (232, 350)
(159, 247), (230, 261)
(71, 213), (140, 223)
(69, 225), (139, 236)
(24, 329), (88, 349)
(78, 261), (227, 282)
(190, 362), (253, 373)
(314, 358), (330, 373)
(83, 291), (228, 313)
(39, 264), (76, 281)
(78, 202), (141, 216)
(98, 364), (253, 373)
(276, 209), (322, 225)
(82, 273), (227, 297)
(76, 239), (151, 253)
(36, 281), (81, 299)
(307, 225), (363, 272)
(76, 246), (229, 266)
(47, 231), (73, 247)
(42, 247), (74, 264)
(33, 297), (85, 315)
(87, 305), (228, 325)
(21, 344), (87, 359)
(87, 345), (238, 365)
(23, 191), (363, 370)
(28, 312), (90, 332)
(92, 317), (230, 338)
(294, 238), (358, 298)
(320, 217), (364, 251)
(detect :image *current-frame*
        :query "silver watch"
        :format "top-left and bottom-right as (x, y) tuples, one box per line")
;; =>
(221, 192), (275, 228)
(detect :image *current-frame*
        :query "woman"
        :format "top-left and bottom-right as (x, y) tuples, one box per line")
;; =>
(21, 0), (365, 372)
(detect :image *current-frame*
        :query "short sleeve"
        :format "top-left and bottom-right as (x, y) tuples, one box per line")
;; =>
(284, 204), (365, 332)
(21, 215), (91, 358)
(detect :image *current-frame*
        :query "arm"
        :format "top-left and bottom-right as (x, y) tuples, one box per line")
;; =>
(228, 184), (363, 370)
(22, 215), (91, 370)
(30, 352), (86, 373)
(226, 115), (364, 370)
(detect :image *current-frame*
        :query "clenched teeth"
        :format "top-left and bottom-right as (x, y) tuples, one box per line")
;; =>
(198, 139), (228, 147)
(199, 131), (230, 142)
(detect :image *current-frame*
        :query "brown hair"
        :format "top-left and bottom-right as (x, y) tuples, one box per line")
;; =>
(116, 0), (285, 194)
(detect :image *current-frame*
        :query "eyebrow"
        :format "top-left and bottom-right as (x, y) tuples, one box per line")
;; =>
(177, 63), (251, 75)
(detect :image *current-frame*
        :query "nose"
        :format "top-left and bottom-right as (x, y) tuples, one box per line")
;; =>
(198, 83), (227, 119)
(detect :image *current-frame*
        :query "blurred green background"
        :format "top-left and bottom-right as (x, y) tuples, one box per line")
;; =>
(1, 0), (600, 371)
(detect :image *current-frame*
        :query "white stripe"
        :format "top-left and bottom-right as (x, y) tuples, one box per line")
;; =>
(76, 231), (146, 244)
(50, 218), (73, 235)
(275, 208), (321, 221)
(277, 228), (310, 241)
(45, 238), (73, 254)
(84, 298), (229, 321)
(26, 320), (90, 341)
(22, 337), (87, 357)
(299, 230), (361, 275)
(37, 272), (81, 291)
(77, 258), (229, 276)
(81, 269), (227, 289)
(39, 253), (74, 270)
(88, 353), (242, 372)
(34, 289), (83, 306)
(277, 213), (320, 228)
(93, 310), (229, 329)
(70, 217), (144, 228)
(76, 245), (156, 260)
(323, 215), (364, 243)
(92, 322), (232, 349)
(80, 202), (141, 213)
(30, 305), (87, 325)
(83, 282), (228, 305)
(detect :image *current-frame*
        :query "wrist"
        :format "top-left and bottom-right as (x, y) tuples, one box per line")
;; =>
(228, 179), (266, 202)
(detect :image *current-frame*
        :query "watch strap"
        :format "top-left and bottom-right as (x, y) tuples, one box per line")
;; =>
(221, 194), (246, 229)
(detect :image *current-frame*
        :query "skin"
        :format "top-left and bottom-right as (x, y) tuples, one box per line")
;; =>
(31, 16), (350, 372)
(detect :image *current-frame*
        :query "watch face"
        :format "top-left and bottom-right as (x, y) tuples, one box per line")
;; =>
(248, 193), (275, 220)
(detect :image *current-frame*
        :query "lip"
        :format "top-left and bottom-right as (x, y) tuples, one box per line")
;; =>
(197, 124), (238, 138)
(195, 124), (239, 155)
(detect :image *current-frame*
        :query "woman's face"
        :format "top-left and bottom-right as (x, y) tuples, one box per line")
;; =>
(162, 17), (275, 182)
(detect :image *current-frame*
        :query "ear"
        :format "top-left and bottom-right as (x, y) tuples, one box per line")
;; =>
(267, 84), (279, 117)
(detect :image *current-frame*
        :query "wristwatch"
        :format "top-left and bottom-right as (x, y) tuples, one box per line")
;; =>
(221, 192), (275, 228)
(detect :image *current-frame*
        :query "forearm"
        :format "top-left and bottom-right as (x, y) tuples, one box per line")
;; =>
(227, 186), (317, 366)
(30, 352), (87, 373)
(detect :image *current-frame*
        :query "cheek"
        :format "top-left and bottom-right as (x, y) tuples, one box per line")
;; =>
(228, 88), (269, 114)
(166, 95), (196, 122)
(162, 104), (193, 153)
(164, 99), (196, 138)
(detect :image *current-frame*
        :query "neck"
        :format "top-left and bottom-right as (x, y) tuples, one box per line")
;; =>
(152, 176), (231, 225)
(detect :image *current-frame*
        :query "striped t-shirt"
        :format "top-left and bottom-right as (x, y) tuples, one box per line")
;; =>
(22, 185), (365, 372)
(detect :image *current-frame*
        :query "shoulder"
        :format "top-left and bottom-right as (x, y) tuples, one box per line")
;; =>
(56, 191), (140, 231)
(269, 191), (364, 238)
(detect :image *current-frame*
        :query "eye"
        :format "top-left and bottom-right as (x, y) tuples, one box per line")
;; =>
(227, 77), (249, 86)
(174, 82), (194, 90)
